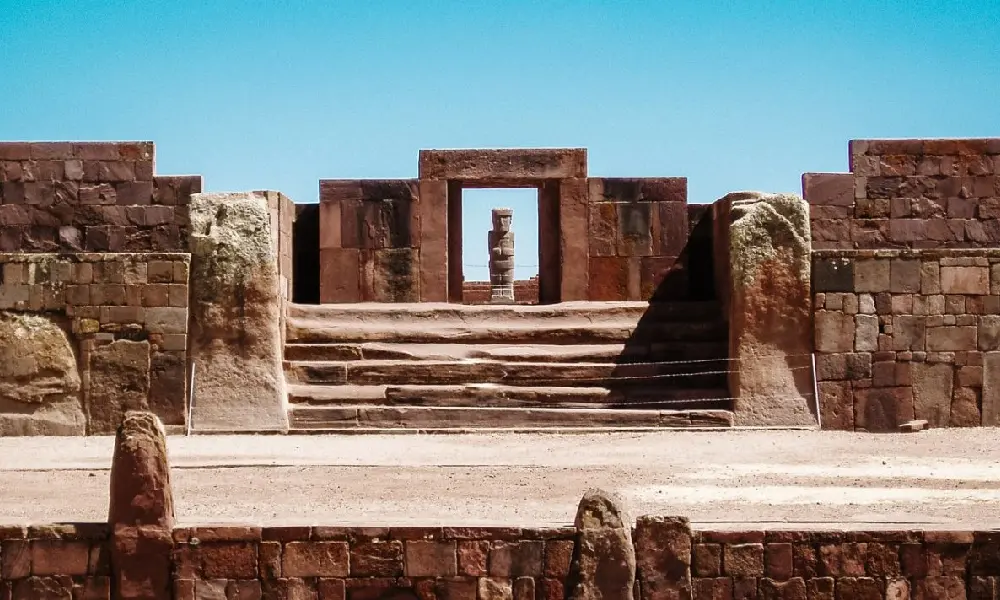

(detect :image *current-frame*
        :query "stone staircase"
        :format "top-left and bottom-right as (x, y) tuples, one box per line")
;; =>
(283, 302), (733, 430)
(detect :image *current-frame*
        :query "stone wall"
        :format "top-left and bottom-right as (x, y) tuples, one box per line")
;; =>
(0, 142), (201, 253)
(807, 138), (1000, 431)
(813, 249), (1000, 431)
(806, 138), (1000, 249)
(0, 523), (112, 599)
(172, 525), (574, 600)
(0, 253), (190, 434)
(462, 277), (539, 304)
(689, 528), (998, 600)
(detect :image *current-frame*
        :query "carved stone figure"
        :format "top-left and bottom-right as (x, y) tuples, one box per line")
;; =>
(488, 208), (515, 304)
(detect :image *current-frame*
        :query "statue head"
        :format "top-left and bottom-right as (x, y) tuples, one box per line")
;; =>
(492, 208), (513, 232)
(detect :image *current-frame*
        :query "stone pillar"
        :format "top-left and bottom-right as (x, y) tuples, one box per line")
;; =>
(717, 191), (815, 426)
(109, 411), (174, 600)
(489, 208), (515, 304)
(569, 489), (636, 600)
(188, 192), (287, 432)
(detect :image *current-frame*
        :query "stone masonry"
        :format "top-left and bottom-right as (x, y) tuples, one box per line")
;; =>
(807, 138), (1000, 431)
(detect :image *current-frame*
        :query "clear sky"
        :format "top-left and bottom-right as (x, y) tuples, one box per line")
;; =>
(2, 1), (998, 280)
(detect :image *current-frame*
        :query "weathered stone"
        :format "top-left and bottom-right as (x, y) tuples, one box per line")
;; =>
(927, 326), (977, 352)
(855, 314), (879, 352)
(814, 311), (854, 353)
(890, 259), (921, 293)
(188, 192), (287, 432)
(479, 578), (513, 600)
(812, 257), (853, 292)
(489, 208), (516, 304)
(634, 516), (691, 600)
(855, 387), (914, 432)
(912, 362), (954, 427)
(570, 490), (635, 600)
(940, 266), (989, 295)
(110, 411), (174, 600)
(721, 192), (814, 426)
(951, 387), (981, 427)
(854, 259), (890, 292)
(86, 340), (150, 435)
(984, 352), (1000, 427)
(0, 311), (84, 435)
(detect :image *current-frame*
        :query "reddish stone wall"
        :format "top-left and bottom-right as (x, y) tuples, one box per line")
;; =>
(587, 178), (690, 301)
(807, 138), (1000, 431)
(0, 253), (190, 433)
(0, 523), (111, 599)
(172, 525), (574, 600)
(8, 521), (1000, 600)
(462, 277), (539, 304)
(806, 138), (1000, 249)
(689, 528), (998, 600)
(0, 142), (201, 252)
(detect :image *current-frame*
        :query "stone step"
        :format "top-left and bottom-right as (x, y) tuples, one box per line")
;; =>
(286, 405), (734, 430)
(287, 383), (731, 410)
(287, 300), (723, 324)
(287, 319), (727, 345)
(283, 341), (729, 363)
(284, 359), (731, 388)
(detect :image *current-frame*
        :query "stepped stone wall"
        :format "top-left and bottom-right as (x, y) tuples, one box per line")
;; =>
(807, 139), (1000, 431)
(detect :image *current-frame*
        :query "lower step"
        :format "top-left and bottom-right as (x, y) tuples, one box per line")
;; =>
(288, 384), (731, 410)
(287, 405), (734, 430)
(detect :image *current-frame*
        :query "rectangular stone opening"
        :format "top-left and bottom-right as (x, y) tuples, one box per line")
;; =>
(451, 187), (543, 305)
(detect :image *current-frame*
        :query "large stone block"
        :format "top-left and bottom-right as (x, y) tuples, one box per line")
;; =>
(109, 411), (174, 527)
(0, 312), (85, 435)
(912, 362), (955, 427)
(419, 149), (587, 181)
(188, 192), (286, 432)
(635, 516), (691, 600)
(720, 191), (815, 426)
(86, 340), (151, 435)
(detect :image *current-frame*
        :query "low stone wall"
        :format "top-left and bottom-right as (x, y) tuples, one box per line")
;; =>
(172, 525), (573, 599)
(0, 523), (111, 599)
(0, 253), (189, 435)
(813, 248), (1000, 431)
(462, 278), (540, 304)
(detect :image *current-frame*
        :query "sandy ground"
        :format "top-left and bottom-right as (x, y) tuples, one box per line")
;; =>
(2, 429), (1000, 530)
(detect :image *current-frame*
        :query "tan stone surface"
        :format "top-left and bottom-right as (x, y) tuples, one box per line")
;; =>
(0, 312), (84, 435)
(570, 490), (635, 600)
(911, 363), (954, 428)
(721, 191), (815, 426)
(188, 192), (287, 431)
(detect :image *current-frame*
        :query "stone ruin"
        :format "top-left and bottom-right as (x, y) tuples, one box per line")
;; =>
(1, 139), (999, 434)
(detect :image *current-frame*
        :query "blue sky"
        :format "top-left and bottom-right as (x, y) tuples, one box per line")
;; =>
(2, 1), (998, 279)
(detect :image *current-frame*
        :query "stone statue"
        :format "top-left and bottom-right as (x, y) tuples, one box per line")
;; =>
(488, 208), (515, 304)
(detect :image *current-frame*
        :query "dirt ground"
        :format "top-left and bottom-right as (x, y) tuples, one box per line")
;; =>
(2, 429), (1000, 530)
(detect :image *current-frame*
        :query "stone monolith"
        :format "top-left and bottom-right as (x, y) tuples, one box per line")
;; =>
(188, 192), (287, 432)
(717, 191), (815, 426)
(570, 489), (636, 600)
(489, 208), (515, 304)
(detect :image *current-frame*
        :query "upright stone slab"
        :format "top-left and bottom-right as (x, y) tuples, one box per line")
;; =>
(0, 312), (85, 435)
(719, 191), (815, 426)
(86, 340), (151, 435)
(188, 192), (287, 431)
(109, 411), (174, 600)
(634, 516), (692, 600)
(569, 489), (636, 600)
(489, 208), (515, 304)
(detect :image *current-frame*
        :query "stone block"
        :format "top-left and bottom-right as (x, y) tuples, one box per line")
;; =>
(418, 148), (587, 180)
(351, 541), (403, 577)
(854, 259), (890, 292)
(188, 192), (286, 432)
(812, 257), (853, 293)
(30, 540), (90, 576)
(724, 544), (764, 577)
(803, 173), (854, 206)
(855, 314), (879, 352)
(941, 265), (989, 294)
(692, 544), (722, 577)
(371, 249), (418, 302)
(559, 177), (590, 301)
(926, 326), (977, 352)
(201, 543), (257, 579)
(0, 312), (85, 436)
(283, 542), (349, 577)
(890, 260), (921, 293)
(588, 257), (628, 301)
(818, 381), (854, 431)
(405, 541), (456, 577)
(572, 490), (635, 600)
(952, 386), (981, 427)
(656, 200), (688, 257)
(855, 387), (914, 432)
(616, 202), (653, 257)
(458, 541), (489, 576)
(588, 201), (617, 257)
(912, 362), (955, 427)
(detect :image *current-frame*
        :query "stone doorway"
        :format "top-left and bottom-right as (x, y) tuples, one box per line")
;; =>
(450, 187), (545, 305)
